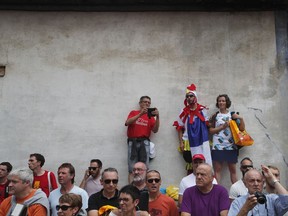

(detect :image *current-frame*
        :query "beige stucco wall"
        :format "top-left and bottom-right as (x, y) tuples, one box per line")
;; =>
(0, 11), (287, 190)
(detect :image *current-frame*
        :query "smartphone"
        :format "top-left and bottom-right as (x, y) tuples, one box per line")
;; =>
(147, 108), (156, 118)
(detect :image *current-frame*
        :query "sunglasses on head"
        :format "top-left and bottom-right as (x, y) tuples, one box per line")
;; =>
(147, 178), (160, 184)
(88, 167), (99, 171)
(104, 179), (118, 184)
(56, 205), (72, 211)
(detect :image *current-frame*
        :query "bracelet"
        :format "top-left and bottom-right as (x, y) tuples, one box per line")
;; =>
(272, 179), (280, 186)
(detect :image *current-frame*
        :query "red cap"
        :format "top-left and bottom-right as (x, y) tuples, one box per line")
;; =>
(192, 154), (205, 161)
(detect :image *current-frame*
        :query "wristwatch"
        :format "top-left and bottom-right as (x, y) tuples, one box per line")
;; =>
(272, 179), (280, 186)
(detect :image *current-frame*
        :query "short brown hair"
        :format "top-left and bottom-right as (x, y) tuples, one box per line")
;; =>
(59, 193), (82, 210)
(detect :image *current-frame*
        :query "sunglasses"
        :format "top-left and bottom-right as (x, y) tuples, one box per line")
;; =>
(118, 197), (130, 203)
(186, 94), (195, 98)
(147, 178), (160, 184)
(56, 205), (72, 211)
(104, 179), (118, 184)
(88, 167), (99, 171)
(241, 165), (253, 169)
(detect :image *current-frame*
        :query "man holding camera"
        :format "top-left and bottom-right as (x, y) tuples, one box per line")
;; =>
(125, 96), (160, 183)
(228, 165), (288, 216)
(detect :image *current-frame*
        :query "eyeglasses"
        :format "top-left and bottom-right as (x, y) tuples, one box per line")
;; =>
(88, 167), (99, 171)
(56, 205), (72, 211)
(118, 197), (130, 203)
(186, 94), (195, 98)
(241, 165), (253, 169)
(147, 178), (160, 184)
(103, 179), (118, 184)
(141, 100), (151, 104)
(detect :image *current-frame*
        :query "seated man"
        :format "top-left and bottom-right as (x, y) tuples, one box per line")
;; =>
(181, 163), (230, 216)
(79, 159), (103, 197)
(49, 163), (89, 216)
(147, 170), (178, 216)
(229, 157), (253, 201)
(0, 162), (13, 204)
(0, 168), (49, 215)
(178, 154), (217, 208)
(228, 165), (288, 216)
(28, 153), (58, 197)
(87, 167), (119, 216)
(131, 162), (149, 211)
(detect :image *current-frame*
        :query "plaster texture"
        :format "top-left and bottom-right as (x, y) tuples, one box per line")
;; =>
(0, 11), (287, 190)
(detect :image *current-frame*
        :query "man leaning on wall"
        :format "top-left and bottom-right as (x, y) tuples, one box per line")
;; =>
(125, 96), (160, 183)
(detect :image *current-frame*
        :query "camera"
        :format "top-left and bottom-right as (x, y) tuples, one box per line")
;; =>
(254, 192), (266, 204)
(147, 108), (156, 118)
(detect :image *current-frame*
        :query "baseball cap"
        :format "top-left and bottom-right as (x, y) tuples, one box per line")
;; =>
(192, 154), (205, 161)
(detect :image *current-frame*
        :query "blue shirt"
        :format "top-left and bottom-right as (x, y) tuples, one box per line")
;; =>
(228, 193), (288, 216)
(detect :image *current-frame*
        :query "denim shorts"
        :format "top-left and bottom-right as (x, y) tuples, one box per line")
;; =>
(128, 139), (150, 173)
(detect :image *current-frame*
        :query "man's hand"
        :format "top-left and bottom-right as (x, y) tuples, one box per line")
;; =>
(261, 165), (275, 184)
(140, 107), (148, 115)
(237, 194), (258, 216)
(83, 169), (90, 179)
(152, 108), (159, 117)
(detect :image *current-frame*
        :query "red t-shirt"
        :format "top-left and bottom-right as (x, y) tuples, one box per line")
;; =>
(33, 170), (58, 197)
(0, 182), (9, 204)
(126, 110), (156, 138)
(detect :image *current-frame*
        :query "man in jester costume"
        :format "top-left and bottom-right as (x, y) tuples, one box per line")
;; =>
(173, 83), (212, 173)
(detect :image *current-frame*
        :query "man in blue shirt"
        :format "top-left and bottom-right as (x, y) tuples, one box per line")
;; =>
(228, 165), (288, 216)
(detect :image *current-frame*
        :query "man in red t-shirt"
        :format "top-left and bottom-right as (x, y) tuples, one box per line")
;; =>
(125, 96), (160, 183)
(0, 162), (12, 204)
(28, 153), (58, 197)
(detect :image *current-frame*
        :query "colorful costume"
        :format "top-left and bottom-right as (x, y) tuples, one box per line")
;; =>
(173, 84), (212, 166)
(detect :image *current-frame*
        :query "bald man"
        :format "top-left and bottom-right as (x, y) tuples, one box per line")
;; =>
(181, 163), (230, 216)
(228, 165), (288, 216)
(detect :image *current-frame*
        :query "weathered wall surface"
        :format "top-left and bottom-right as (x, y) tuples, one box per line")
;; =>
(0, 11), (287, 189)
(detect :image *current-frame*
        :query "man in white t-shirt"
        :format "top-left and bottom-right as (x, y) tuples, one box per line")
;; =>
(178, 154), (217, 209)
(49, 163), (88, 216)
(229, 157), (253, 201)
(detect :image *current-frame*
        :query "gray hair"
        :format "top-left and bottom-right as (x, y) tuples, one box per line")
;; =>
(9, 168), (33, 186)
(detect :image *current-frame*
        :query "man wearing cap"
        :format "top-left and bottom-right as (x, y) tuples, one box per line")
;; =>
(125, 96), (160, 183)
(181, 163), (230, 216)
(229, 157), (253, 201)
(178, 154), (217, 209)
(173, 84), (212, 172)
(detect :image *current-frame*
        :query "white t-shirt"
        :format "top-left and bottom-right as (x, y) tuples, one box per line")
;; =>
(229, 179), (248, 200)
(49, 185), (89, 216)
